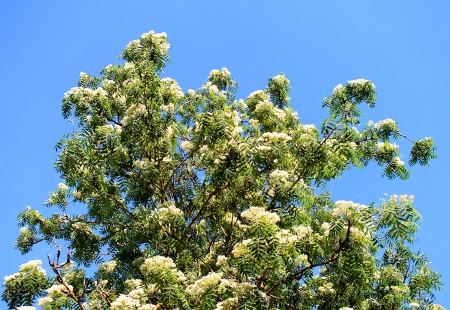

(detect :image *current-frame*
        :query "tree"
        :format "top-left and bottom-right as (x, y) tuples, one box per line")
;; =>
(2, 30), (444, 310)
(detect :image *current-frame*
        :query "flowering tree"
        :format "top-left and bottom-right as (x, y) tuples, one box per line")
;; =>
(2, 31), (444, 310)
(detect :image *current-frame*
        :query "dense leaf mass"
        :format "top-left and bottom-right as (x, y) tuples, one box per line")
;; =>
(3, 31), (442, 310)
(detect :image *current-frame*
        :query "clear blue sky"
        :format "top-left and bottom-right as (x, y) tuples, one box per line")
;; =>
(1, 1), (449, 307)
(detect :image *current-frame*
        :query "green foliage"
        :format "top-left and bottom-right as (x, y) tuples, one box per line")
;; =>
(2, 30), (443, 310)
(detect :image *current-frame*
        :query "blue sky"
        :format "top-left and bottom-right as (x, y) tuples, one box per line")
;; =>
(1, 1), (449, 307)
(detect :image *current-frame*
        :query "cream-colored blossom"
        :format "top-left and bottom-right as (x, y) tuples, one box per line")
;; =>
(185, 272), (223, 296)
(181, 140), (193, 152)
(276, 229), (298, 245)
(321, 222), (331, 236)
(318, 282), (335, 294)
(270, 169), (289, 183)
(374, 118), (396, 129)
(19, 260), (43, 272)
(257, 132), (292, 143)
(155, 203), (183, 220)
(3, 272), (20, 284)
(125, 104), (147, 117)
(161, 103), (175, 113)
(392, 156), (405, 167)
(215, 297), (238, 310)
(58, 183), (68, 191)
(293, 225), (313, 239)
(333, 84), (344, 95)
(241, 206), (280, 224)
(140, 256), (176, 275)
(111, 294), (141, 310)
(47, 284), (73, 297)
(128, 288), (145, 300)
(125, 279), (142, 290)
(294, 254), (309, 266)
(232, 239), (252, 258)
(38, 296), (54, 306)
(216, 255), (228, 266)
(100, 260), (117, 273)
(138, 305), (157, 310)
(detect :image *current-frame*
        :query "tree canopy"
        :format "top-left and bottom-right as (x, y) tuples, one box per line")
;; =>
(2, 30), (443, 310)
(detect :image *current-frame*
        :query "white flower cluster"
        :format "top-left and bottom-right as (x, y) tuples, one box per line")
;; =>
(202, 81), (219, 94)
(254, 100), (272, 113)
(247, 90), (266, 99)
(272, 74), (290, 84)
(350, 227), (367, 242)
(72, 222), (92, 234)
(3, 260), (47, 285)
(111, 294), (141, 310)
(185, 272), (223, 296)
(63, 86), (107, 99)
(16, 307), (36, 310)
(125, 279), (143, 290)
(293, 225), (313, 239)
(19, 260), (44, 272)
(58, 183), (68, 191)
(340, 307), (354, 310)
(276, 229), (297, 246)
(138, 305), (158, 310)
(216, 255), (228, 266)
(321, 222), (331, 236)
(331, 200), (360, 217)
(273, 107), (286, 119)
(374, 118), (396, 130)
(99, 260), (117, 273)
(294, 254), (309, 266)
(215, 297), (239, 310)
(140, 255), (176, 275)
(160, 103), (175, 113)
(392, 156), (405, 167)
(154, 203), (184, 220)
(125, 104), (148, 118)
(47, 284), (74, 297)
(376, 142), (399, 152)
(300, 124), (316, 132)
(269, 169), (289, 183)
(257, 132), (292, 143)
(139, 30), (171, 51)
(318, 282), (335, 294)
(231, 239), (252, 258)
(347, 78), (375, 88)
(333, 84), (344, 95)
(391, 194), (414, 203)
(181, 140), (193, 152)
(160, 77), (184, 100)
(253, 100), (286, 119)
(241, 206), (280, 224)
(209, 67), (231, 79)
(38, 296), (54, 306)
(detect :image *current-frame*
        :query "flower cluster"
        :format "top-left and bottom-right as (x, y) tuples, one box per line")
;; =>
(160, 77), (184, 101)
(140, 255), (176, 275)
(111, 294), (141, 310)
(154, 203), (184, 220)
(241, 206), (280, 224)
(232, 239), (252, 258)
(99, 260), (117, 273)
(185, 272), (223, 296)
(47, 284), (74, 297)
(269, 169), (290, 183)
(257, 132), (292, 143)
